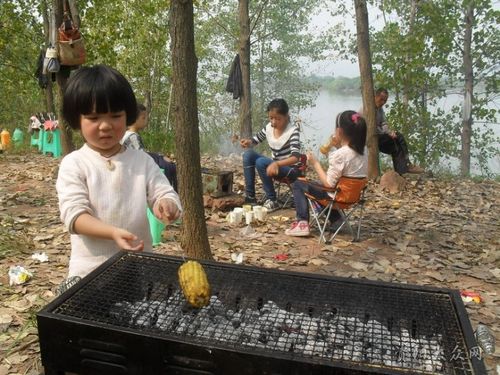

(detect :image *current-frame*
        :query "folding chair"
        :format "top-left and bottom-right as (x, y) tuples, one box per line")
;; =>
(304, 176), (368, 244)
(274, 154), (307, 209)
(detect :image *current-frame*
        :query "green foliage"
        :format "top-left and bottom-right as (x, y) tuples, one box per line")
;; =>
(368, 0), (498, 173)
(0, 0), (45, 132)
(141, 128), (175, 155)
(195, 0), (333, 134)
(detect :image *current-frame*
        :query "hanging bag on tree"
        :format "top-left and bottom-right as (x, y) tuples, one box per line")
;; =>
(57, 1), (85, 66)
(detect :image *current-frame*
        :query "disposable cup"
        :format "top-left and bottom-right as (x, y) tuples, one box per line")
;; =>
(245, 211), (254, 225)
(226, 212), (237, 224)
(257, 207), (268, 221)
(232, 209), (243, 223)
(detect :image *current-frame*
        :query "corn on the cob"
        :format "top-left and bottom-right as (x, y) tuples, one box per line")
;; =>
(178, 260), (211, 308)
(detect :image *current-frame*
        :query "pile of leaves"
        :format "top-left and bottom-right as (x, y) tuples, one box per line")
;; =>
(0, 152), (498, 374)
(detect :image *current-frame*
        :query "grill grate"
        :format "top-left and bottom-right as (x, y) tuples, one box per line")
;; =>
(39, 252), (485, 375)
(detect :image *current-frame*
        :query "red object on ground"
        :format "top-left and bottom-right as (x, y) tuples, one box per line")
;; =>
(460, 290), (482, 303)
(274, 253), (289, 261)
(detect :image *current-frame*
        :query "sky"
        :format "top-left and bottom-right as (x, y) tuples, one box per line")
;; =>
(308, 1), (500, 78)
(305, 3), (386, 78)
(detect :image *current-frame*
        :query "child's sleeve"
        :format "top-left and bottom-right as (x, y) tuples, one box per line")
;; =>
(56, 156), (94, 234)
(326, 150), (346, 188)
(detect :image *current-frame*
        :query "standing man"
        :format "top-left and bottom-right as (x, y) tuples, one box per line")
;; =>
(360, 88), (423, 174)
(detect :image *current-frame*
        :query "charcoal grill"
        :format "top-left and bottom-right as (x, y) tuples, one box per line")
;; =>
(201, 168), (234, 198)
(37, 252), (486, 375)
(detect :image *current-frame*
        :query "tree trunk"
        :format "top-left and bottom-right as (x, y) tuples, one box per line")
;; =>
(354, 0), (379, 180)
(461, 4), (474, 177)
(41, 0), (55, 113)
(238, 0), (252, 138)
(53, 0), (75, 155)
(170, 0), (212, 260)
(67, 0), (81, 28)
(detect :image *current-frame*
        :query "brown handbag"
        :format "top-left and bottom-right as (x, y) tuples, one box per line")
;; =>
(57, 5), (85, 66)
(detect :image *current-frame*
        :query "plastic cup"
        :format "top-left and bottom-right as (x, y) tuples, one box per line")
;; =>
(258, 207), (268, 221)
(232, 209), (243, 223)
(245, 211), (254, 225)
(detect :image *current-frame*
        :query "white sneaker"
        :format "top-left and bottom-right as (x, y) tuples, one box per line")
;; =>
(263, 199), (279, 212)
(285, 220), (310, 236)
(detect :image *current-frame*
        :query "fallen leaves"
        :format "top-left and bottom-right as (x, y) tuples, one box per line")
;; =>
(0, 153), (499, 373)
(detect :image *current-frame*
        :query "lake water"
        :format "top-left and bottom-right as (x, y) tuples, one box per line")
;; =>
(298, 89), (499, 176)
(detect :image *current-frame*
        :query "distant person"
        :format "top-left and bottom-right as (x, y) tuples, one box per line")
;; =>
(359, 88), (423, 174)
(240, 98), (302, 212)
(121, 103), (178, 191)
(56, 65), (182, 278)
(286, 111), (367, 236)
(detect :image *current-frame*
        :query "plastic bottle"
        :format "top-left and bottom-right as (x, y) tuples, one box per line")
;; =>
(475, 324), (495, 354)
(1, 129), (11, 149)
(12, 128), (24, 146)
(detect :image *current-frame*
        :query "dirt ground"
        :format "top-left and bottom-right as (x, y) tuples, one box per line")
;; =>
(0, 151), (499, 374)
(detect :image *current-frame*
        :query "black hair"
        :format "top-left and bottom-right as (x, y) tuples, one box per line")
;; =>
(375, 87), (388, 96)
(62, 65), (137, 130)
(266, 98), (289, 115)
(335, 110), (367, 155)
(137, 103), (147, 113)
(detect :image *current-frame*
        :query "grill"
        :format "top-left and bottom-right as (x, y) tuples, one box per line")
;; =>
(37, 252), (486, 375)
(201, 168), (234, 198)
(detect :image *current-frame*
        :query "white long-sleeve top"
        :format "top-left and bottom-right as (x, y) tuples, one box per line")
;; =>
(326, 145), (368, 197)
(56, 144), (182, 278)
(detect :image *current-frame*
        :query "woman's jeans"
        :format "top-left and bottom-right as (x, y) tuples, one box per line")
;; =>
(243, 149), (299, 201)
(292, 179), (341, 222)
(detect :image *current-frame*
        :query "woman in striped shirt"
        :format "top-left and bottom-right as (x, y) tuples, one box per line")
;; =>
(240, 98), (302, 212)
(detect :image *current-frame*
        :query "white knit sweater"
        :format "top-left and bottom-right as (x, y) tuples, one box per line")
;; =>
(56, 144), (181, 278)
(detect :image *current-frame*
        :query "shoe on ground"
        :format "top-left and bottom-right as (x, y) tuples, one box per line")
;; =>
(285, 220), (310, 236)
(244, 196), (257, 205)
(407, 164), (424, 173)
(263, 199), (280, 212)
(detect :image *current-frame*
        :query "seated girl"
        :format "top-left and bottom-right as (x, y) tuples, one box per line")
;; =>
(240, 98), (302, 212)
(286, 110), (367, 236)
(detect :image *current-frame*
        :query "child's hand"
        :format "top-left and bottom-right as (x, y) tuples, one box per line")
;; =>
(306, 151), (318, 165)
(240, 139), (252, 148)
(154, 198), (181, 224)
(111, 228), (144, 251)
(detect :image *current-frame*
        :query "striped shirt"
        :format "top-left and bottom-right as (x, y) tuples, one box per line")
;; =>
(252, 122), (301, 162)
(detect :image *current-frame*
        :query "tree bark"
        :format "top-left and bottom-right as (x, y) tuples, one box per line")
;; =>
(67, 0), (81, 28)
(170, 0), (212, 260)
(461, 4), (474, 177)
(41, 0), (55, 113)
(354, 0), (379, 180)
(238, 0), (252, 138)
(53, 0), (75, 155)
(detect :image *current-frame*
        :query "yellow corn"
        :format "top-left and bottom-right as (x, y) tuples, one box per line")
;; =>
(178, 260), (211, 308)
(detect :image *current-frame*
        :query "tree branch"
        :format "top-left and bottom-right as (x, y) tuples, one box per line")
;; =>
(250, 31), (273, 46)
(249, 0), (269, 36)
(198, 5), (238, 41)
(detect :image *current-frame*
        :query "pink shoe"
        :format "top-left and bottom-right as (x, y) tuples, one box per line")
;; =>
(285, 220), (310, 236)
